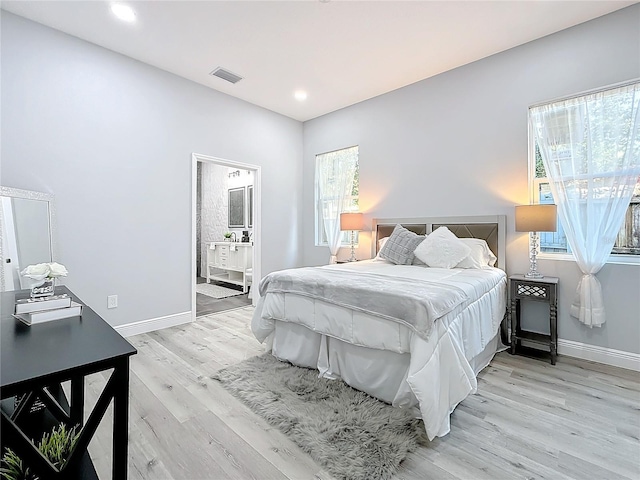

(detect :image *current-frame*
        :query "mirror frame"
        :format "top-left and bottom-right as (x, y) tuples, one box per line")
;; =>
(228, 186), (246, 228)
(0, 186), (57, 292)
(247, 185), (254, 228)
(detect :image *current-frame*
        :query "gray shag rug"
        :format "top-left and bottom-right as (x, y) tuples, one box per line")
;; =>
(212, 354), (426, 480)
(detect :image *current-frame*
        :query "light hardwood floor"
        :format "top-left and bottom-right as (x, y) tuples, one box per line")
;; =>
(85, 307), (640, 480)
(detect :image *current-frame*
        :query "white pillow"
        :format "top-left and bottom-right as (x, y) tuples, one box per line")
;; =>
(456, 238), (498, 269)
(374, 237), (389, 260)
(414, 227), (471, 268)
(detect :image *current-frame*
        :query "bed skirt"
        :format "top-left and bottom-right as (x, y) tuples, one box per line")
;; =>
(263, 320), (504, 440)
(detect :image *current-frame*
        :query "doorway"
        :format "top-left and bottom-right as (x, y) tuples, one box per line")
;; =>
(191, 153), (261, 320)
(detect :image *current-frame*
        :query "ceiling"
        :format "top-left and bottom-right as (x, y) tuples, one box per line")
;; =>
(2, 1), (636, 122)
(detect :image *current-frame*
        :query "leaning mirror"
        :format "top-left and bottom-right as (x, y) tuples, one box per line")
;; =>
(0, 186), (56, 292)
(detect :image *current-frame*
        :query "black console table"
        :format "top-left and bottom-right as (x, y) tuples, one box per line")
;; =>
(0, 286), (137, 479)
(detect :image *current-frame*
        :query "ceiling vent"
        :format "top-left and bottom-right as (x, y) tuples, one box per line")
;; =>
(209, 67), (243, 84)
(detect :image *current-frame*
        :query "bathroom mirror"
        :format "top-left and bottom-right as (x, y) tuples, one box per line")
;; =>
(0, 186), (57, 292)
(228, 187), (245, 228)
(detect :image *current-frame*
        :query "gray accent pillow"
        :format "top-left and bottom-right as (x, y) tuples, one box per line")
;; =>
(378, 224), (424, 265)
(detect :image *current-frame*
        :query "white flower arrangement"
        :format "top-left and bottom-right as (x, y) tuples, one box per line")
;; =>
(21, 262), (68, 282)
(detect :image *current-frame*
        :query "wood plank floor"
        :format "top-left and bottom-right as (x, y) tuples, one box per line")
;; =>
(85, 307), (640, 480)
(195, 277), (252, 317)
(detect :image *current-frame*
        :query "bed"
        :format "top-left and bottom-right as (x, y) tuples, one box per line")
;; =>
(251, 215), (507, 440)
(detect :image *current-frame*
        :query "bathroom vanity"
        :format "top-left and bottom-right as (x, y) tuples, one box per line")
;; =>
(206, 242), (253, 293)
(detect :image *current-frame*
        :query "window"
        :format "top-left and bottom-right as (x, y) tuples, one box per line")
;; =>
(315, 146), (359, 246)
(533, 144), (640, 256)
(530, 83), (639, 327)
(530, 89), (640, 257)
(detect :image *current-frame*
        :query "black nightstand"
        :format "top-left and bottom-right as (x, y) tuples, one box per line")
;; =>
(509, 274), (558, 365)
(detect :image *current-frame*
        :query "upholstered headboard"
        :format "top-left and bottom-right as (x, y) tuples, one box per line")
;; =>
(372, 215), (506, 271)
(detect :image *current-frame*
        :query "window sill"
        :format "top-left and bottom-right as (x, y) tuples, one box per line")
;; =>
(538, 252), (640, 266)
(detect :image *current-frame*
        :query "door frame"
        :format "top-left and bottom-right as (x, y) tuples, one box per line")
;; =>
(191, 153), (262, 321)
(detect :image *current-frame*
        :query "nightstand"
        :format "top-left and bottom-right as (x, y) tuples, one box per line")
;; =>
(509, 274), (558, 365)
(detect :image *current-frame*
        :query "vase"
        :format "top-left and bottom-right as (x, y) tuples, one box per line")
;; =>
(30, 278), (55, 298)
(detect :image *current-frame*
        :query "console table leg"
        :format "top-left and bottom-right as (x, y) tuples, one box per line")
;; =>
(112, 358), (130, 479)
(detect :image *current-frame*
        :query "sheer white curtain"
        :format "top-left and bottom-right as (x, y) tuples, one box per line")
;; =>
(530, 83), (640, 327)
(316, 147), (358, 264)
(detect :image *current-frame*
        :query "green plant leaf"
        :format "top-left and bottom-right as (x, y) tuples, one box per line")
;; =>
(1, 422), (79, 479)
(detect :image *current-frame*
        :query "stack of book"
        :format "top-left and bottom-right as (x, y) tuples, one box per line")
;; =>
(14, 293), (83, 326)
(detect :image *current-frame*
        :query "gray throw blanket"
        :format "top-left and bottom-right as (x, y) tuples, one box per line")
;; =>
(259, 267), (468, 341)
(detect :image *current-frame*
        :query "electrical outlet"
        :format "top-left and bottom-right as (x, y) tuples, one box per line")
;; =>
(107, 295), (118, 309)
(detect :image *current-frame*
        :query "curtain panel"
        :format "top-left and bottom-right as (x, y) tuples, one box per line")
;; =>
(530, 82), (640, 327)
(316, 147), (358, 264)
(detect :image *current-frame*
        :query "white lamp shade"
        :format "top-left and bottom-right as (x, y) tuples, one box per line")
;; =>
(515, 205), (557, 232)
(340, 212), (363, 231)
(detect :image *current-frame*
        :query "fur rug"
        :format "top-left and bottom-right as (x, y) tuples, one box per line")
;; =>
(212, 354), (426, 480)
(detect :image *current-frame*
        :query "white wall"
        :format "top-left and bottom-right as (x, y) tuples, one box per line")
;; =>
(1, 12), (303, 327)
(199, 162), (228, 276)
(302, 6), (640, 354)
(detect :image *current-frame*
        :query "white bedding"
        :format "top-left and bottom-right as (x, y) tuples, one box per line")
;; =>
(258, 265), (469, 341)
(251, 259), (507, 440)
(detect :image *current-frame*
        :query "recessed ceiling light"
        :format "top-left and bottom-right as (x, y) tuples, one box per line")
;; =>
(294, 91), (308, 101)
(111, 3), (136, 23)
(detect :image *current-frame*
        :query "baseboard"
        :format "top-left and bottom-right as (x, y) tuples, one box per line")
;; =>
(115, 311), (192, 337)
(558, 339), (640, 372)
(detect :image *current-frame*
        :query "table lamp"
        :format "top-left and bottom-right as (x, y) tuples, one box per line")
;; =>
(340, 212), (364, 262)
(515, 204), (557, 278)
